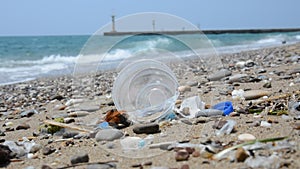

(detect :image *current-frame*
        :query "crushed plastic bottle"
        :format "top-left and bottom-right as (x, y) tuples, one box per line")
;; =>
(112, 59), (179, 123)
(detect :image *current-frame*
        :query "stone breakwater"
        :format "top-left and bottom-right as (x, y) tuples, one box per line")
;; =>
(0, 43), (299, 169)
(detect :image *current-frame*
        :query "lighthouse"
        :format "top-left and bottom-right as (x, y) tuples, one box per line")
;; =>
(111, 15), (116, 32)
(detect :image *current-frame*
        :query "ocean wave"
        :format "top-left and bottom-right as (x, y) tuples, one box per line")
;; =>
(4, 54), (77, 65)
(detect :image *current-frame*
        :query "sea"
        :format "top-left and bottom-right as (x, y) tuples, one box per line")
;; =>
(1, 31), (300, 85)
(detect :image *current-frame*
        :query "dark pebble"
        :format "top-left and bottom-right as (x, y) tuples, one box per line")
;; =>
(0, 144), (13, 167)
(50, 95), (64, 101)
(62, 131), (79, 139)
(5, 127), (14, 132)
(263, 82), (272, 88)
(16, 123), (30, 130)
(133, 123), (160, 134)
(70, 153), (89, 164)
(41, 164), (53, 169)
(0, 130), (5, 136)
(42, 147), (56, 155)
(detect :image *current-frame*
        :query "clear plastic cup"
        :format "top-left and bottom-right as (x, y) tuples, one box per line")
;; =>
(112, 59), (179, 123)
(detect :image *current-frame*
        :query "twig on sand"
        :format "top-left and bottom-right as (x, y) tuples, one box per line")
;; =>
(56, 160), (118, 169)
(43, 120), (93, 133)
(250, 90), (300, 105)
(213, 136), (288, 160)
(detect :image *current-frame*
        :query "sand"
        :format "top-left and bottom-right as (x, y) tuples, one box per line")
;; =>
(1, 43), (300, 169)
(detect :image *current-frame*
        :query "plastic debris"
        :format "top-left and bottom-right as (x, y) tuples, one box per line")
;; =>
(212, 101), (234, 116)
(112, 59), (179, 123)
(96, 122), (110, 129)
(260, 121), (272, 128)
(179, 96), (205, 118)
(245, 153), (280, 169)
(232, 89), (245, 100)
(3, 138), (40, 158)
(120, 135), (154, 150)
(216, 120), (236, 136)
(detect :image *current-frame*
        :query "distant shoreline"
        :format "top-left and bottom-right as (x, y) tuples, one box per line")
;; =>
(104, 28), (300, 36)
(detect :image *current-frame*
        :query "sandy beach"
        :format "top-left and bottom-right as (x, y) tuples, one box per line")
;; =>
(1, 42), (300, 169)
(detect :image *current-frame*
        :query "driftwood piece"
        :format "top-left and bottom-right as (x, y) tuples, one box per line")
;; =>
(44, 120), (93, 133)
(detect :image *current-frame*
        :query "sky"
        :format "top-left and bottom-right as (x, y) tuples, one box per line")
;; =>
(0, 0), (299, 36)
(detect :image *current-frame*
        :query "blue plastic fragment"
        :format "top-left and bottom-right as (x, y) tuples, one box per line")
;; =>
(212, 101), (234, 116)
(163, 112), (176, 121)
(97, 121), (110, 129)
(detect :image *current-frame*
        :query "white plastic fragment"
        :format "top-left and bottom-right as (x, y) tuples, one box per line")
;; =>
(178, 96), (205, 118)
(216, 120), (236, 136)
(260, 121), (272, 127)
(245, 153), (280, 169)
(232, 89), (245, 100)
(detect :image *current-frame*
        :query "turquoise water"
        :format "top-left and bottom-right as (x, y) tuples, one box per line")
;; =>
(0, 32), (300, 85)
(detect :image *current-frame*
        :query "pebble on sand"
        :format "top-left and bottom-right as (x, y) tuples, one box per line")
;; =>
(133, 123), (160, 134)
(70, 153), (89, 165)
(175, 149), (190, 161)
(95, 129), (124, 142)
(235, 147), (249, 162)
(243, 90), (271, 100)
(238, 133), (256, 141)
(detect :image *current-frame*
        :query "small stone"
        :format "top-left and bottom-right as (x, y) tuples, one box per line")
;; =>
(181, 164), (190, 169)
(228, 74), (249, 83)
(207, 69), (232, 81)
(235, 147), (249, 162)
(257, 69), (267, 74)
(292, 123), (300, 130)
(68, 111), (89, 117)
(0, 144), (13, 166)
(0, 130), (5, 136)
(50, 95), (64, 101)
(263, 82), (272, 88)
(42, 147), (55, 155)
(64, 118), (75, 124)
(41, 164), (53, 169)
(95, 129), (124, 142)
(16, 123), (30, 130)
(133, 123), (160, 134)
(175, 149), (189, 161)
(62, 131), (79, 139)
(178, 86), (191, 93)
(20, 109), (39, 118)
(70, 153), (89, 164)
(238, 133), (256, 141)
(235, 61), (246, 68)
(245, 60), (255, 67)
(27, 153), (38, 159)
(192, 150), (200, 157)
(186, 81), (198, 87)
(243, 90), (271, 100)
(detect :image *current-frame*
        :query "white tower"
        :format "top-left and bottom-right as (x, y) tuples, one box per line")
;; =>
(111, 15), (116, 32)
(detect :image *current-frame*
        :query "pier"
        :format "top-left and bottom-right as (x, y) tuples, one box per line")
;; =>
(104, 16), (300, 36)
